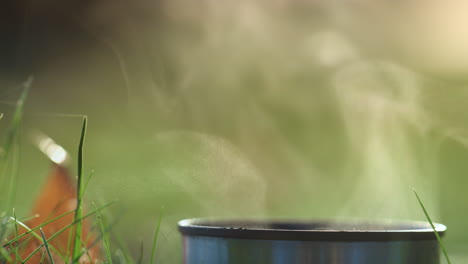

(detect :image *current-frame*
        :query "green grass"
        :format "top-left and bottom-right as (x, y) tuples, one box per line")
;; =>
(13, 209), (19, 264)
(414, 189), (451, 264)
(0, 86), (165, 263)
(114, 229), (136, 264)
(20, 202), (115, 263)
(39, 228), (55, 264)
(150, 208), (164, 264)
(94, 202), (112, 264)
(0, 78), (32, 245)
(0, 78), (31, 164)
(10, 214), (67, 262)
(71, 116), (88, 261)
(3, 202), (113, 249)
(137, 241), (144, 264)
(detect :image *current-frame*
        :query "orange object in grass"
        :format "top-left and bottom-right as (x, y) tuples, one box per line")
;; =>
(10, 164), (100, 263)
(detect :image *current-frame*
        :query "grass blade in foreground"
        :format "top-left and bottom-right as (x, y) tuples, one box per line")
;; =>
(150, 209), (164, 264)
(93, 203), (112, 263)
(0, 79), (32, 243)
(413, 189), (451, 264)
(0, 77), (32, 164)
(13, 209), (19, 264)
(40, 228), (55, 264)
(72, 116), (87, 261)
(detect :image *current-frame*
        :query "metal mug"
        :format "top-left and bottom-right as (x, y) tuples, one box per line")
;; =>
(178, 218), (446, 264)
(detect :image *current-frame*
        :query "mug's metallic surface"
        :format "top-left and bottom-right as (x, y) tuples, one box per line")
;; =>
(178, 219), (446, 264)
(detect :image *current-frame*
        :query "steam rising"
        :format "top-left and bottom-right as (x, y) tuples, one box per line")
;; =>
(333, 61), (439, 218)
(144, 1), (445, 221)
(154, 131), (266, 216)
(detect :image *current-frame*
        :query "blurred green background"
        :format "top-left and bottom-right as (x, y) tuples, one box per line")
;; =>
(2, 0), (468, 262)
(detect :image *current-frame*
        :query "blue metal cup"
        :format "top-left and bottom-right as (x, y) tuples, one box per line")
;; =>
(179, 219), (446, 264)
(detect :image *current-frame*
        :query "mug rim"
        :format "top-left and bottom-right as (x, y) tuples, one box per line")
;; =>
(178, 218), (447, 242)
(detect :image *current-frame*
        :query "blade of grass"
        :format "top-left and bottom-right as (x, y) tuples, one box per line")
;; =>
(0, 247), (12, 263)
(18, 214), (39, 223)
(105, 209), (134, 264)
(0, 79), (32, 242)
(0, 77), (31, 163)
(39, 228), (55, 264)
(72, 207), (120, 264)
(413, 189), (451, 264)
(7, 135), (21, 225)
(114, 233), (135, 264)
(74, 213), (120, 264)
(72, 213), (116, 263)
(72, 168), (96, 257)
(71, 238), (97, 264)
(13, 209), (20, 264)
(0, 216), (10, 258)
(114, 249), (128, 264)
(150, 208), (164, 264)
(65, 225), (74, 262)
(137, 241), (144, 264)
(93, 203), (112, 264)
(82, 169), (95, 198)
(39, 250), (46, 263)
(72, 116), (87, 262)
